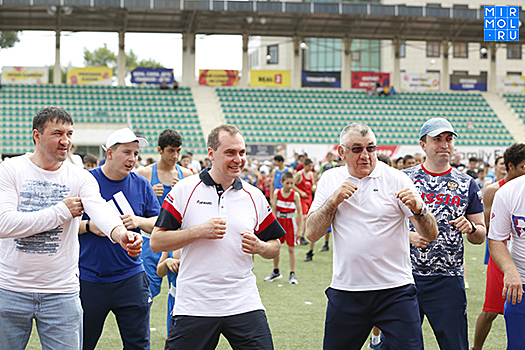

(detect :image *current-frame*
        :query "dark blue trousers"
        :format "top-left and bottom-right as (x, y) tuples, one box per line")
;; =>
(382, 275), (468, 350)
(323, 284), (423, 350)
(80, 271), (152, 350)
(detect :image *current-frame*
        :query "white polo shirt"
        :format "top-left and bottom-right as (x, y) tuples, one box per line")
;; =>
(310, 161), (417, 291)
(155, 169), (285, 317)
(489, 175), (525, 280)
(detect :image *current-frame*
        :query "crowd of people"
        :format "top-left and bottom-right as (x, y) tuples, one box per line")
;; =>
(2, 108), (525, 350)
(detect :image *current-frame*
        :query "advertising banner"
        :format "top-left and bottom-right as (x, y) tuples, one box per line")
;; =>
(450, 74), (487, 91)
(250, 70), (290, 87)
(199, 70), (239, 86)
(302, 71), (341, 88)
(130, 67), (174, 84)
(400, 73), (440, 91)
(1, 66), (48, 84)
(67, 67), (113, 85)
(497, 75), (525, 93)
(351, 72), (390, 89)
(285, 143), (507, 166)
(391, 145), (506, 165)
(246, 144), (279, 158)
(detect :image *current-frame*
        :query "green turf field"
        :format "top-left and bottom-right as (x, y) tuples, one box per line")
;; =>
(26, 239), (506, 349)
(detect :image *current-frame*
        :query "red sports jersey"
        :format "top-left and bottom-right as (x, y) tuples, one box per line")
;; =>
(276, 189), (297, 214)
(296, 171), (313, 200)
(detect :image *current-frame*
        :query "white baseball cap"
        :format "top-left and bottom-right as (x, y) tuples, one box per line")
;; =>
(105, 128), (148, 150)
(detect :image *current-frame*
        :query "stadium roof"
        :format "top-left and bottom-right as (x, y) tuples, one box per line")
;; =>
(1, 1), (524, 43)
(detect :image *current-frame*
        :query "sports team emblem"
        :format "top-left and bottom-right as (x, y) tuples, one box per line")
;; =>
(447, 181), (458, 191)
(512, 214), (525, 237)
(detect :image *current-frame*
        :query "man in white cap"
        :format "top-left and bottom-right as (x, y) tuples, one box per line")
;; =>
(382, 118), (486, 350)
(0, 108), (142, 350)
(78, 128), (160, 350)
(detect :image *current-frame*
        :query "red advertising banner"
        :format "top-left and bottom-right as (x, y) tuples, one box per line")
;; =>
(351, 72), (390, 89)
(198, 70), (239, 86)
(377, 145), (399, 158)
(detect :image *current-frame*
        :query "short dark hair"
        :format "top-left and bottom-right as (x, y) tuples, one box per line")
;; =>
(83, 153), (97, 165)
(504, 143), (525, 171)
(207, 124), (241, 150)
(403, 154), (414, 165)
(274, 155), (284, 163)
(495, 155), (504, 166)
(304, 158), (313, 166)
(158, 129), (182, 150)
(181, 154), (191, 161)
(377, 154), (392, 166)
(469, 157), (478, 163)
(32, 107), (74, 144)
(282, 172), (294, 182)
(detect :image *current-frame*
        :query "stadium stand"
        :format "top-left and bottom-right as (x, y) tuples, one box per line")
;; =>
(218, 87), (514, 147)
(0, 84), (207, 156)
(503, 94), (525, 122)
(1, 84), (515, 157)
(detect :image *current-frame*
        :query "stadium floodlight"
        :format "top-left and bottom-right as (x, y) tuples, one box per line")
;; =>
(260, 17), (267, 25)
(46, 5), (57, 15)
(62, 6), (73, 15)
(246, 16), (254, 24)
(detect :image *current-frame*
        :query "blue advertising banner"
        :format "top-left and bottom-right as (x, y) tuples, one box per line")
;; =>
(302, 71), (341, 88)
(130, 67), (174, 84)
(450, 74), (487, 91)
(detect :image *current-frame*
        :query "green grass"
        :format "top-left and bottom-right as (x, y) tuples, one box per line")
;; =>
(26, 240), (506, 349)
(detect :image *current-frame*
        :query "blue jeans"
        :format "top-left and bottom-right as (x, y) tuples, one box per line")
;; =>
(0, 287), (83, 350)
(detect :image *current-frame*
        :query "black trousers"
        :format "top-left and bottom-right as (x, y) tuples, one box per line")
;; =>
(166, 309), (274, 350)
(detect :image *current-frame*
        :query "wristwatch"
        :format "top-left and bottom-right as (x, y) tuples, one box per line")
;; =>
(469, 220), (477, 234)
(412, 205), (427, 217)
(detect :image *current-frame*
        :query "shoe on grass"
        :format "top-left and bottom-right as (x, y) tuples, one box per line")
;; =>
(289, 272), (298, 284)
(319, 244), (329, 252)
(264, 270), (282, 282)
(304, 251), (313, 262)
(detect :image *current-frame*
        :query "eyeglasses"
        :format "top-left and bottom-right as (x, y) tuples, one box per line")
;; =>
(340, 144), (378, 154)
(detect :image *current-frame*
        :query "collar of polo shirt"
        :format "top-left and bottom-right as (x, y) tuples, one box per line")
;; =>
(200, 168), (243, 190)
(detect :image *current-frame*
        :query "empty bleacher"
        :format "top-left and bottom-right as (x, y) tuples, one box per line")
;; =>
(218, 87), (514, 147)
(503, 93), (525, 122)
(0, 84), (207, 156)
(1, 85), (516, 158)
